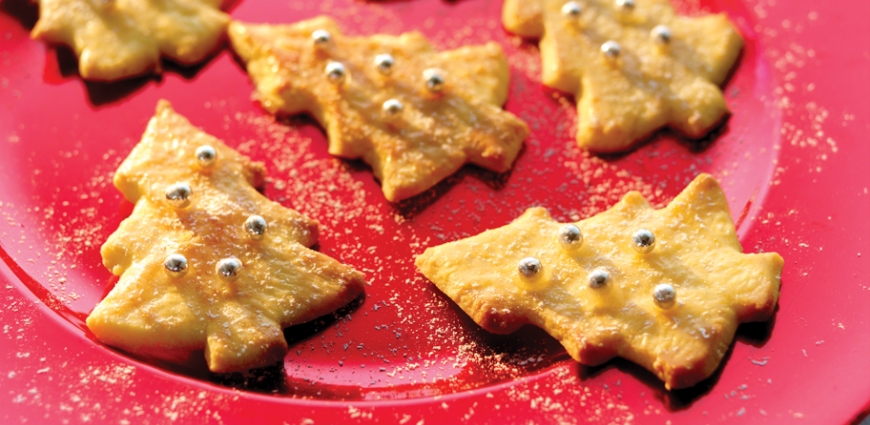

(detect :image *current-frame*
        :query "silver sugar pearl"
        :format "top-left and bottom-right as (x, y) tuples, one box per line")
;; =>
(517, 257), (543, 279)
(632, 228), (656, 253)
(601, 40), (621, 58)
(311, 29), (331, 47)
(165, 183), (192, 208)
(382, 99), (404, 116)
(326, 61), (347, 83)
(244, 215), (267, 240)
(587, 268), (610, 289)
(653, 283), (676, 309)
(195, 145), (216, 167)
(374, 54), (395, 73)
(216, 257), (242, 282)
(616, 0), (635, 9)
(561, 1), (582, 16)
(163, 254), (189, 278)
(651, 25), (672, 43)
(423, 68), (446, 92)
(557, 224), (583, 250)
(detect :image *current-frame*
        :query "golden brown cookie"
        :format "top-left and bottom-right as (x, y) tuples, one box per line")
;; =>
(87, 100), (366, 373)
(503, 0), (743, 153)
(416, 174), (781, 389)
(228, 16), (529, 202)
(32, 0), (229, 81)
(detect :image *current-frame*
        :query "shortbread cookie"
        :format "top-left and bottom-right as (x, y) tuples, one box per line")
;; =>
(32, 0), (229, 81)
(503, 0), (743, 153)
(87, 100), (366, 373)
(416, 174), (781, 389)
(229, 16), (529, 202)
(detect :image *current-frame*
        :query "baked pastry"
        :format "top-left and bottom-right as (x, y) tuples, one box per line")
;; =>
(229, 16), (529, 202)
(503, 0), (743, 152)
(31, 0), (229, 80)
(416, 174), (782, 389)
(87, 100), (366, 373)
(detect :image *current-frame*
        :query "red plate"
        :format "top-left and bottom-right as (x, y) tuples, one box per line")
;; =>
(1, 0), (868, 423)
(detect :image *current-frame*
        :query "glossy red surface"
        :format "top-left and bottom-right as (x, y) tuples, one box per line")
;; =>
(1, 0), (868, 423)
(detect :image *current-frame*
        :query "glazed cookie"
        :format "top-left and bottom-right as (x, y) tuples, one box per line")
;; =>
(416, 174), (781, 389)
(229, 16), (529, 202)
(32, 0), (229, 80)
(88, 100), (366, 373)
(503, 0), (743, 152)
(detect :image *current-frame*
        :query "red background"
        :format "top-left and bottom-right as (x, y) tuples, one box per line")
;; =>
(1, 0), (868, 423)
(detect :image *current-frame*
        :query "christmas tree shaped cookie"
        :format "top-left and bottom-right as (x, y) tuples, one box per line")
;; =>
(87, 100), (366, 373)
(416, 174), (782, 389)
(31, 0), (229, 80)
(228, 16), (529, 202)
(503, 0), (743, 153)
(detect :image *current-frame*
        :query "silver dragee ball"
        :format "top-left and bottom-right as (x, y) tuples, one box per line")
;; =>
(195, 145), (217, 167)
(616, 0), (635, 9)
(423, 68), (446, 92)
(557, 224), (583, 250)
(632, 228), (656, 253)
(165, 183), (192, 208)
(311, 29), (331, 47)
(374, 54), (395, 73)
(561, 1), (582, 16)
(651, 25), (672, 44)
(653, 283), (677, 309)
(601, 40), (621, 58)
(382, 99), (404, 117)
(163, 254), (189, 278)
(588, 268), (610, 289)
(326, 61), (346, 83)
(216, 257), (242, 282)
(517, 257), (543, 279)
(244, 215), (268, 240)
